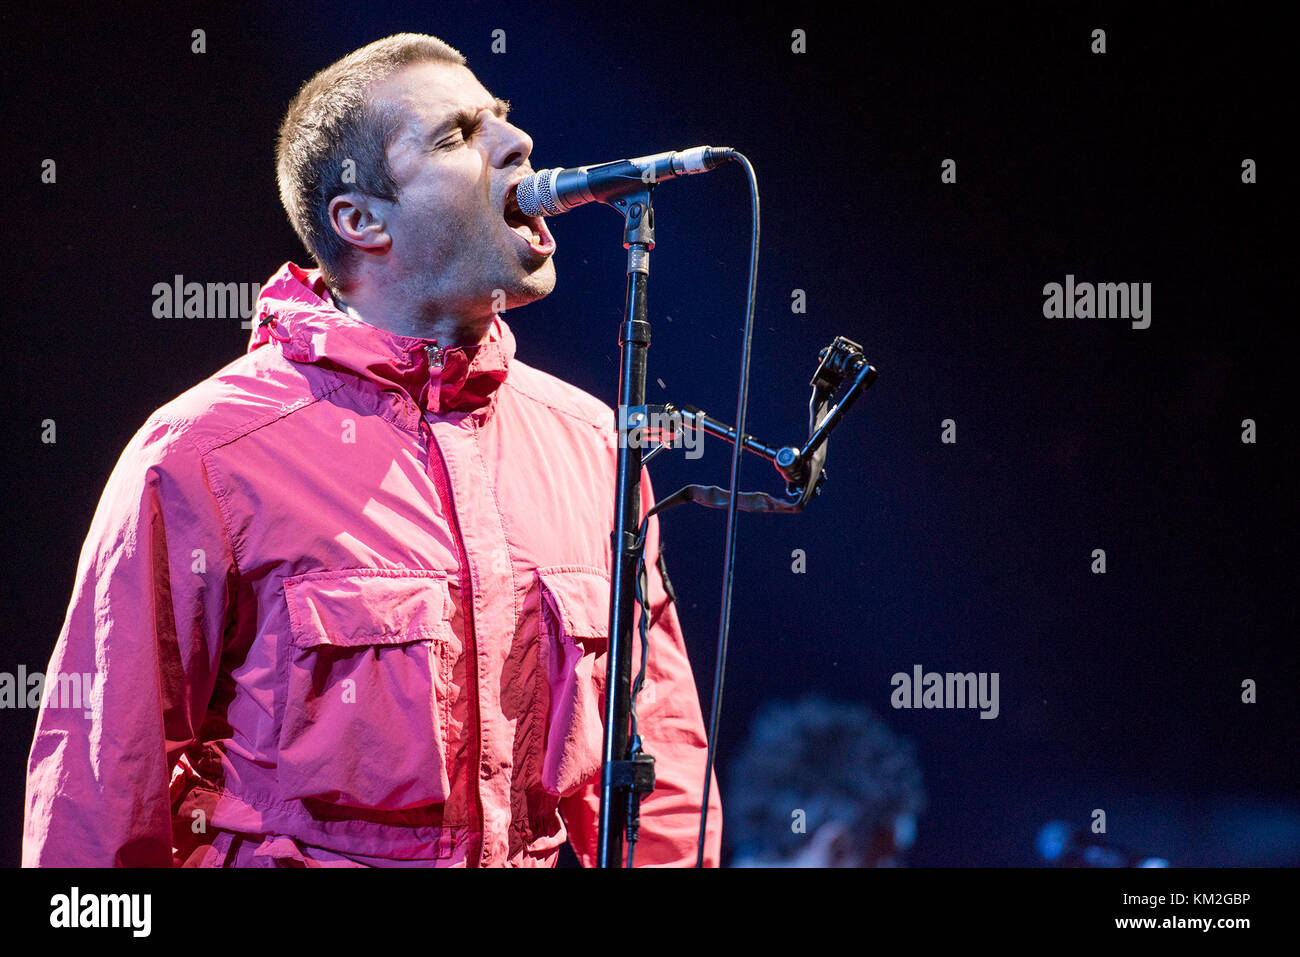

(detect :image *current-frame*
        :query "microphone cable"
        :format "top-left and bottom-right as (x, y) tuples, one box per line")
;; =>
(694, 152), (758, 867)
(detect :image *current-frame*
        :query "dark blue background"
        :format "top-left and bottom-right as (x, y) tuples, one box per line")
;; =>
(3, 1), (1295, 866)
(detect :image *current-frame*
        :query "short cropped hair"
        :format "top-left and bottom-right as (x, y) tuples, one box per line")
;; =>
(275, 33), (466, 288)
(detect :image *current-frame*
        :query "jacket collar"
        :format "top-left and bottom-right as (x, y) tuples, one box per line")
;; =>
(247, 262), (513, 416)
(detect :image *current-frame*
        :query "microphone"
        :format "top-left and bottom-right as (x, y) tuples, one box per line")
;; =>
(515, 146), (735, 217)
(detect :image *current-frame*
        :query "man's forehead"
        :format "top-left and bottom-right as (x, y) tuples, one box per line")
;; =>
(371, 61), (502, 131)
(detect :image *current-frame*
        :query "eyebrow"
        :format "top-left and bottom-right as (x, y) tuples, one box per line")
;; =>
(427, 97), (511, 143)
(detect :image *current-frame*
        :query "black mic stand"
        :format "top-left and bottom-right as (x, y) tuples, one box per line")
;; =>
(599, 186), (657, 868)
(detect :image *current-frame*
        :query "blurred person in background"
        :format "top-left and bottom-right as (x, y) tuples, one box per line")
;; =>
(725, 695), (926, 867)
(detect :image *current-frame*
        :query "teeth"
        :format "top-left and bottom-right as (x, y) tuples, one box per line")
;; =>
(503, 193), (547, 248)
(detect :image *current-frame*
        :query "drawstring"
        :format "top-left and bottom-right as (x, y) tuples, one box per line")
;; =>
(416, 342), (443, 415)
(258, 313), (293, 343)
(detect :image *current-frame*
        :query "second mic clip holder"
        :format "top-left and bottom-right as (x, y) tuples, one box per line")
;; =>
(629, 334), (878, 512)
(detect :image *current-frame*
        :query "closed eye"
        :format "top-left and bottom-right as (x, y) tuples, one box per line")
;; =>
(430, 99), (508, 152)
(436, 110), (486, 150)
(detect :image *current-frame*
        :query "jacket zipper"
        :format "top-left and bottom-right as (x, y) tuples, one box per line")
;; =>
(420, 354), (486, 866)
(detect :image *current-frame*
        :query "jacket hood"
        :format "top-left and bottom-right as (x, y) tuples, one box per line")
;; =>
(247, 261), (513, 415)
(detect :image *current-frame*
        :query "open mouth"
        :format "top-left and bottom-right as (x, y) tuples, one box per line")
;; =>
(503, 183), (556, 257)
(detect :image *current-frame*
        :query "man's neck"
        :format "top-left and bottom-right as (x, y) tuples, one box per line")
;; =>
(329, 286), (494, 348)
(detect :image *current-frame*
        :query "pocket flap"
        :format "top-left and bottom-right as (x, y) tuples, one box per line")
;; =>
(284, 569), (453, 649)
(536, 566), (610, 641)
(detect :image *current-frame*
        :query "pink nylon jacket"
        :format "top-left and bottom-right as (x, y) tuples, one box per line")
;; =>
(23, 261), (721, 867)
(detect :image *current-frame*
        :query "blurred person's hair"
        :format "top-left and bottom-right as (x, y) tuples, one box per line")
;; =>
(724, 694), (926, 865)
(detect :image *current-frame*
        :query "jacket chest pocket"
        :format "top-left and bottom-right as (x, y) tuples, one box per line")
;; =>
(278, 569), (455, 811)
(536, 566), (611, 797)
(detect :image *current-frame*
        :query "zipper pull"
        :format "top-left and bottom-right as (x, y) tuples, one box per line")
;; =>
(425, 343), (444, 370)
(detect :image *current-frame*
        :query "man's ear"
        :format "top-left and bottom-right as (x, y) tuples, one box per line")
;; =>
(327, 192), (392, 255)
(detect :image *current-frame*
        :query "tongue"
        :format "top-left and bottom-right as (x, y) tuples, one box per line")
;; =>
(505, 206), (535, 240)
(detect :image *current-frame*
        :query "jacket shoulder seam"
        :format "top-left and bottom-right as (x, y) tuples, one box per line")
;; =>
(148, 376), (347, 576)
(155, 375), (347, 456)
(135, 421), (248, 585)
(502, 378), (610, 432)
(188, 431), (245, 582)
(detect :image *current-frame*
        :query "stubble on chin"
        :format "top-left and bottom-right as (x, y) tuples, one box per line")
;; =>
(504, 257), (556, 311)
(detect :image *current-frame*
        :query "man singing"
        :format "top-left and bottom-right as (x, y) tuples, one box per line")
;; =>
(23, 32), (721, 867)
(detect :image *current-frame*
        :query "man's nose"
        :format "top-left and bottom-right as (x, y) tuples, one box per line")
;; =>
(483, 113), (533, 169)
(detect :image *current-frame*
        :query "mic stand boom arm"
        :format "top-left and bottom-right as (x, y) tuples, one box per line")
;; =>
(643, 336), (878, 510)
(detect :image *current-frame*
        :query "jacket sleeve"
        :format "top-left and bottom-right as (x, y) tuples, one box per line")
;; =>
(560, 466), (723, 867)
(23, 417), (234, 867)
